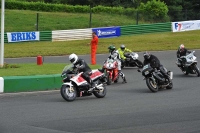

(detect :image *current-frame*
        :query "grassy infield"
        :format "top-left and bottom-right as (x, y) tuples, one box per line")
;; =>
(1, 10), (200, 76)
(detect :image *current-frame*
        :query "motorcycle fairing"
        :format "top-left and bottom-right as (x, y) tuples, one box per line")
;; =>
(70, 70), (104, 86)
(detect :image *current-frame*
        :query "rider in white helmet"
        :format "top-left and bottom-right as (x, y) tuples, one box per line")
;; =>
(176, 44), (191, 68)
(69, 53), (96, 91)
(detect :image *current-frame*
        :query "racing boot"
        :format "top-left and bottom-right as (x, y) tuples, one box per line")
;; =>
(88, 80), (97, 92)
(119, 70), (127, 83)
(122, 76), (127, 83)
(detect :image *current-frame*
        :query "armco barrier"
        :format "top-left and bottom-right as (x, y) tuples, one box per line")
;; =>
(120, 22), (171, 35)
(52, 28), (92, 41)
(3, 74), (62, 93)
(40, 31), (52, 41)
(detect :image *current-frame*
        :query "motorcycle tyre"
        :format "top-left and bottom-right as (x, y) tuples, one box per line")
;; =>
(136, 60), (143, 68)
(106, 74), (112, 85)
(93, 84), (107, 98)
(194, 65), (200, 77)
(60, 85), (77, 102)
(146, 78), (158, 92)
(166, 81), (173, 89)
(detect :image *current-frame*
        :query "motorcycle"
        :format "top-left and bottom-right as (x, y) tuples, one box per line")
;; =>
(138, 64), (173, 92)
(176, 51), (200, 77)
(121, 52), (143, 68)
(60, 64), (107, 102)
(103, 58), (119, 85)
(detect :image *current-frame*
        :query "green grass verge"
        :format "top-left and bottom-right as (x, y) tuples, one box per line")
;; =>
(0, 63), (101, 76)
(5, 9), (140, 32)
(5, 30), (200, 58)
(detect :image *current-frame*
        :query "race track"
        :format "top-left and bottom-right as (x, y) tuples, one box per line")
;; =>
(1, 50), (200, 133)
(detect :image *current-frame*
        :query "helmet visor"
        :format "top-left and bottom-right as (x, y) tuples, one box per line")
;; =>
(70, 58), (75, 63)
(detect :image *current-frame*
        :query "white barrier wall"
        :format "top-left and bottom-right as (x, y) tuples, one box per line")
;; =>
(172, 20), (200, 32)
(52, 28), (92, 41)
(0, 77), (4, 93)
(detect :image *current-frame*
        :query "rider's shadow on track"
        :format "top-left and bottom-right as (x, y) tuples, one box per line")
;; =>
(173, 73), (199, 78)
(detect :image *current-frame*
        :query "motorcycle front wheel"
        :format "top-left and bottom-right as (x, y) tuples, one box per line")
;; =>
(60, 85), (77, 102)
(106, 73), (112, 85)
(194, 65), (200, 77)
(146, 78), (158, 92)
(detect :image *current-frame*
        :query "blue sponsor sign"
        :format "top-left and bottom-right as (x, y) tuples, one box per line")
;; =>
(7, 31), (40, 43)
(92, 26), (121, 38)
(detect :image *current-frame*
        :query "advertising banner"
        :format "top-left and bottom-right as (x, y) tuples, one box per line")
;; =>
(172, 20), (200, 32)
(92, 26), (121, 38)
(7, 31), (40, 43)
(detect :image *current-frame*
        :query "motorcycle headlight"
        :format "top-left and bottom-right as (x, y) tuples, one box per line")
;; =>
(144, 71), (149, 75)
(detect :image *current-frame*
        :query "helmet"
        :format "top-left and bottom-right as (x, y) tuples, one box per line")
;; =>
(179, 44), (185, 52)
(120, 44), (125, 51)
(69, 53), (78, 64)
(143, 51), (151, 60)
(108, 45), (116, 53)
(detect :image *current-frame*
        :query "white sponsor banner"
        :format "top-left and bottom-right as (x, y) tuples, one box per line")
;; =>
(7, 32), (40, 43)
(0, 77), (4, 93)
(172, 20), (200, 32)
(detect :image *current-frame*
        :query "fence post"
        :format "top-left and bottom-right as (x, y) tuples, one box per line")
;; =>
(36, 13), (39, 31)
(89, 5), (92, 28)
(136, 11), (139, 25)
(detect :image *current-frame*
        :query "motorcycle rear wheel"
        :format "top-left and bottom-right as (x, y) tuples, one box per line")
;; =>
(60, 85), (77, 102)
(136, 60), (143, 68)
(93, 84), (107, 98)
(146, 78), (158, 92)
(166, 82), (173, 89)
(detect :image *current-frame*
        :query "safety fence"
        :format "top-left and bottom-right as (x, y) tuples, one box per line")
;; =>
(1, 20), (200, 43)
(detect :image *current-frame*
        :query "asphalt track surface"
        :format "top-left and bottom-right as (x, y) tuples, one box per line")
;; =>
(1, 50), (200, 133)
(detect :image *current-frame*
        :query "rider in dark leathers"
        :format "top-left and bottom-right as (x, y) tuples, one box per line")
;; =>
(176, 44), (191, 68)
(69, 53), (96, 91)
(143, 52), (170, 82)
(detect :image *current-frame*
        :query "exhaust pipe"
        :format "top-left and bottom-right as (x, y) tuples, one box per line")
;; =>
(95, 83), (104, 91)
(169, 71), (173, 80)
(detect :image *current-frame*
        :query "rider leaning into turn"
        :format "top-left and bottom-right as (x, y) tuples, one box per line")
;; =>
(176, 44), (191, 68)
(143, 51), (170, 82)
(107, 45), (127, 83)
(117, 44), (132, 62)
(69, 53), (97, 92)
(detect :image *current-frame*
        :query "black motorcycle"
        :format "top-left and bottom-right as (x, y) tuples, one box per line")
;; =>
(121, 52), (143, 68)
(138, 64), (173, 92)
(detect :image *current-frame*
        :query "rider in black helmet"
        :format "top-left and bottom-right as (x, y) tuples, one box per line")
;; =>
(143, 51), (170, 82)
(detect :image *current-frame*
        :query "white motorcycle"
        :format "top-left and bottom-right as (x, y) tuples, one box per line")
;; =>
(176, 51), (200, 77)
(121, 52), (143, 68)
(60, 64), (107, 102)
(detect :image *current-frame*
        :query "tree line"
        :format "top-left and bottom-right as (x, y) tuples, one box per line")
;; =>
(14, 0), (200, 21)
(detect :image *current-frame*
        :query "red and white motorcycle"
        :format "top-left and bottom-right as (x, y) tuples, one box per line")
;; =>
(103, 58), (119, 85)
(60, 64), (107, 102)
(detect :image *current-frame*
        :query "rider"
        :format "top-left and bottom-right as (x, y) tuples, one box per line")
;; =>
(99, 45), (127, 83)
(117, 44), (132, 64)
(143, 51), (170, 82)
(108, 45), (127, 83)
(176, 44), (191, 68)
(69, 53), (96, 92)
